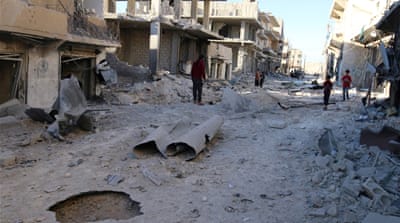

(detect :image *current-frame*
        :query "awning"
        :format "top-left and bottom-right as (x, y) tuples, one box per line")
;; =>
(183, 26), (224, 40)
(352, 2), (399, 45)
(329, 38), (343, 49)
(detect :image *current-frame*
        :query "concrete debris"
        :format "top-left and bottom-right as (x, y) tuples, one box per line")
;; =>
(221, 88), (255, 113)
(360, 126), (400, 154)
(326, 205), (338, 217)
(25, 108), (55, 124)
(105, 174), (125, 186)
(267, 120), (287, 129)
(166, 115), (224, 161)
(343, 211), (359, 223)
(318, 129), (338, 156)
(106, 53), (151, 83)
(314, 155), (332, 168)
(308, 208), (326, 217)
(362, 177), (393, 209)
(133, 118), (192, 158)
(46, 75), (87, 138)
(96, 59), (118, 85)
(0, 150), (17, 168)
(140, 166), (162, 186)
(0, 99), (28, 119)
(55, 76), (87, 121)
(0, 116), (20, 129)
(341, 177), (362, 198)
(361, 212), (400, 223)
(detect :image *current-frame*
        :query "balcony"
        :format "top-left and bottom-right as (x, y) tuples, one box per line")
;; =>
(181, 1), (258, 21)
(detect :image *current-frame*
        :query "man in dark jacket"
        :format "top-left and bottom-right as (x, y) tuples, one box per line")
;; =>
(191, 55), (206, 105)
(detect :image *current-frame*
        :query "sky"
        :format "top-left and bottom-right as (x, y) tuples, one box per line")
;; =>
(255, 0), (333, 63)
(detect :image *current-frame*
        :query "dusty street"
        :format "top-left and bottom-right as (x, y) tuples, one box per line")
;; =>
(1, 74), (399, 223)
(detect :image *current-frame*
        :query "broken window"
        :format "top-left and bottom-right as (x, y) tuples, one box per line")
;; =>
(0, 54), (22, 104)
(61, 55), (96, 99)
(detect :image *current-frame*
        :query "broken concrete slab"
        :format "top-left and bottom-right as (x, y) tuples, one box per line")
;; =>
(0, 116), (20, 129)
(0, 99), (28, 119)
(105, 175), (125, 186)
(318, 129), (338, 156)
(362, 177), (393, 209)
(54, 76), (87, 122)
(0, 150), (18, 168)
(361, 212), (400, 223)
(360, 126), (400, 154)
(342, 177), (362, 198)
(166, 115), (224, 161)
(267, 120), (287, 129)
(314, 155), (332, 168)
(133, 118), (192, 158)
(221, 88), (255, 113)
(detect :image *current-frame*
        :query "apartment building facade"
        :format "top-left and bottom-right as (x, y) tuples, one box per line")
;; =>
(182, 0), (261, 77)
(0, 0), (119, 107)
(327, 0), (399, 113)
(104, 0), (226, 78)
(257, 12), (283, 74)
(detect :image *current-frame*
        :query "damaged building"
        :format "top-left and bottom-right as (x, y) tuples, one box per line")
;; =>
(104, 0), (226, 79)
(105, 0), (284, 81)
(327, 0), (400, 115)
(0, 0), (286, 108)
(0, 0), (119, 108)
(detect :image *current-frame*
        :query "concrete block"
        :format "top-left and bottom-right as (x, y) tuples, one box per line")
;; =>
(308, 208), (326, 217)
(0, 116), (20, 129)
(326, 205), (338, 217)
(342, 177), (362, 198)
(362, 212), (400, 223)
(343, 212), (358, 223)
(0, 99), (27, 119)
(0, 99), (20, 117)
(362, 178), (393, 209)
(0, 150), (18, 167)
(315, 155), (331, 168)
(357, 167), (376, 178)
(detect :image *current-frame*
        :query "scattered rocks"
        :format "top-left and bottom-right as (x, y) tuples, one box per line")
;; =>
(326, 205), (338, 217)
(308, 208), (326, 217)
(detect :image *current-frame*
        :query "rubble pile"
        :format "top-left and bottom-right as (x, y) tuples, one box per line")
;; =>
(306, 125), (400, 222)
(106, 53), (152, 84)
(101, 74), (226, 105)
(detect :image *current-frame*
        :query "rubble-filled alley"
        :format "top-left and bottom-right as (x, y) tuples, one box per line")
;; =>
(1, 72), (400, 223)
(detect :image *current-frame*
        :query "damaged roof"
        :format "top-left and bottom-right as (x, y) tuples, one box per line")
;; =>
(353, 1), (399, 45)
(376, 1), (400, 33)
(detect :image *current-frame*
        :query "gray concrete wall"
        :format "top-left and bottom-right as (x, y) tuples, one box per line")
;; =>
(340, 41), (370, 88)
(27, 46), (59, 108)
(159, 30), (173, 72)
(119, 29), (150, 66)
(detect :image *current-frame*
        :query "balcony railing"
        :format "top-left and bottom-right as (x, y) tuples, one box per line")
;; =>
(181, 1), (258, 20)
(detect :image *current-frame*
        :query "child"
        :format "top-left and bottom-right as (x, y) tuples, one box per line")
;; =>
(323, 76), (333, 110)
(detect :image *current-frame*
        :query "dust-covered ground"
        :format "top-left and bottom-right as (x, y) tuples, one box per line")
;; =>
(1, 73), (399, 223)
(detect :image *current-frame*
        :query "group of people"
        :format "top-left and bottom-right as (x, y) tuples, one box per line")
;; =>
(323, 69), (352, 110)
(191, 54), (352, 111)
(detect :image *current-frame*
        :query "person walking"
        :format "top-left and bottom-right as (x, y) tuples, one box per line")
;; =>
(323, 75), (333, 110)
(255, 69), (261, 87)
(191, 54), (206, 105)
(259, 71), (265, 88)
(341, 69), (352, 101)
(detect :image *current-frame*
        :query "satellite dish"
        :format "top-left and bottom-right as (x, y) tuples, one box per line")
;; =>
(379, 41), (390, 71)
